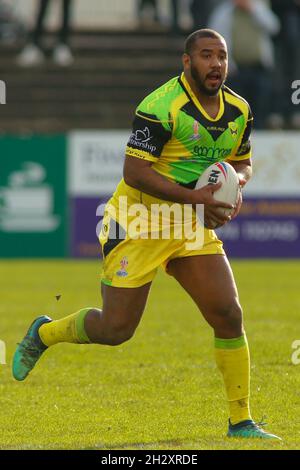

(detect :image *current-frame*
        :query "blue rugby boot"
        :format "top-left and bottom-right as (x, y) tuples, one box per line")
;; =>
(227, 419), (281, 440)
(12, 315), (52, 381)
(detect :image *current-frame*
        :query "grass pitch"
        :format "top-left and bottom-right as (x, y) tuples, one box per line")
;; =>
(0, 259), (300, 450)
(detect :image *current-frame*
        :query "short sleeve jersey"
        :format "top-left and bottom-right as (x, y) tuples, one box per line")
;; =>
(126, 72), (253, 188)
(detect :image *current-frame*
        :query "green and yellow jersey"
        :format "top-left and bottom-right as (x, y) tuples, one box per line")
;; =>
(100, 73), (251, 285)
(125, 72), (253, 189)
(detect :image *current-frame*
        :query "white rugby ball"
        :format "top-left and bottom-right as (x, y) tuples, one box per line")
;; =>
(195, 161), (240, 227)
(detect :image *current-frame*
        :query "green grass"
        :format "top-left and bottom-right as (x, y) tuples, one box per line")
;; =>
(1, 259), (300, 450)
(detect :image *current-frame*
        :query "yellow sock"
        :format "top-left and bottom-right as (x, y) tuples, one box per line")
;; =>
(215, 334), (252, 425)
(38, 308), (92, 347)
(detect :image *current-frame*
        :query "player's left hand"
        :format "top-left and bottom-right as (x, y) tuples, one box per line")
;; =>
(231, 174), (246, 220)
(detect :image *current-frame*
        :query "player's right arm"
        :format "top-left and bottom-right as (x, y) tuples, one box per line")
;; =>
(124, 155), (217, 203)
(124, 156), (232, 226)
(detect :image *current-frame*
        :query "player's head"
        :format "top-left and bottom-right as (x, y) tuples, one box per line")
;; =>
(183, 29), (228, 97)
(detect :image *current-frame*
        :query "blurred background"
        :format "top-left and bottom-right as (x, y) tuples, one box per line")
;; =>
(0, 0), (300, 259)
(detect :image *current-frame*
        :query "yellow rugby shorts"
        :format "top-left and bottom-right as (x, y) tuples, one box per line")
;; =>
(99, 179), (224, 288)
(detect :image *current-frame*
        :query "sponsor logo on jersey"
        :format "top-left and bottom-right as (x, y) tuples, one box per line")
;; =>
(207, 126), (226, 132)
(128, 127), (157, 153)
(193, 145), (231, 160)
(116, 256), (129, 277)
(132, 127), (152, 143)
(236, 140), (251, 156)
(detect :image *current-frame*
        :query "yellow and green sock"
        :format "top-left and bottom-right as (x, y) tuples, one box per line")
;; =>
(215, 333), (252, 425)
(38, 308), (92, 347)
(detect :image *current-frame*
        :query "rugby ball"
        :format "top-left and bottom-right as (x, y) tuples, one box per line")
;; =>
(195, 161), (240, 227)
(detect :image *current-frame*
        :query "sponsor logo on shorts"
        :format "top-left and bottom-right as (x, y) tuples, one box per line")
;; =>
(116, 256), (129, 277)
(102, 223), (108, 234)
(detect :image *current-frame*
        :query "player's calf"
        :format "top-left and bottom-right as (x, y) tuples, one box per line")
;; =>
(84, 308), (138, 346)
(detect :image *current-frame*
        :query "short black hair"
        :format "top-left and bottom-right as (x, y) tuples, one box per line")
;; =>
(184, 29), (225, 55)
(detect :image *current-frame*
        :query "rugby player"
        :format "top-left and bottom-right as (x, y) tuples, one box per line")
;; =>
(13, 29), (280, 440)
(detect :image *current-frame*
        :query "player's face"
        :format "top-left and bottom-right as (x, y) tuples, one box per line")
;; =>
(184, 37), (228, 96)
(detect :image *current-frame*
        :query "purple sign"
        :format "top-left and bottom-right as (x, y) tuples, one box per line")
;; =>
(70, 197), (109, 258)
(70, 196), (300, 258)
(217, 197), (300, 258)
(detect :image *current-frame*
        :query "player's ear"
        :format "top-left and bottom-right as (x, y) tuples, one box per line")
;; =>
(182, 53), (191, 68)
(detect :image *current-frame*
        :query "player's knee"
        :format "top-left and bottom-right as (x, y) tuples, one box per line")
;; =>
(216, 301), (243, 330)
(106, 327), (135, 346)
(93, 321), (136, 346)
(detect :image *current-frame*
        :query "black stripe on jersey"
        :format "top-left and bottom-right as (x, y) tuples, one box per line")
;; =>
(223, 85), (252, 118)
(178, 75), (194, 102)
(236, 116), (253, 156)
(137, 110), (160, 121)
(222, 87), (253, 157)
(180, 92), (242, 141)
(136, 110), (173, 124)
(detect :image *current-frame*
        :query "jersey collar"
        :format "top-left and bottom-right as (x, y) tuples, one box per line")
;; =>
(180, 72), (224, 122)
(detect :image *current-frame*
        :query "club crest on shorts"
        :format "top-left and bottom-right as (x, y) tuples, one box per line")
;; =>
(116, 256), (129, 277)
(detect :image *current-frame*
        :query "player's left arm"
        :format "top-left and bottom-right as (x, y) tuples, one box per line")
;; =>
(228, 158), (252, 188)
(226, 158), (252, 220)
(226, 105), (253, 218)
